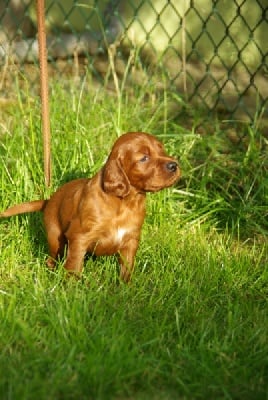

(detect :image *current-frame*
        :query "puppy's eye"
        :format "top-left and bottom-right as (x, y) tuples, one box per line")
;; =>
(139, 155), (150, 162)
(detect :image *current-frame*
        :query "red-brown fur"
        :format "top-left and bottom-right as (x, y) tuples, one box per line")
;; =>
(1, 132), (180, 282)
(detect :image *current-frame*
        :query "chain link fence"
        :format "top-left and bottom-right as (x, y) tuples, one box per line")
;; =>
(0, 0), (267, 121)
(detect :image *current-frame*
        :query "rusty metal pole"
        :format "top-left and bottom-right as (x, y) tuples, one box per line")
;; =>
(36, 0), (51, 187)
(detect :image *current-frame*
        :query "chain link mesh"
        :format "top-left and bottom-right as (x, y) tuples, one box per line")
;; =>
(0, 0), (267, 121)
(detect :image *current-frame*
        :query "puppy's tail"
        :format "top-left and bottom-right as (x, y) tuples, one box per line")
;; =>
(0, 200), (47, 218)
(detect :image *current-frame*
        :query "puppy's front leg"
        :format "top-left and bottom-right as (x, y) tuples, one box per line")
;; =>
(118, 239), (139, 283)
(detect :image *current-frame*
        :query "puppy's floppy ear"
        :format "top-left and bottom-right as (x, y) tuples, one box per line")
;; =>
(102, 158), (130, 198)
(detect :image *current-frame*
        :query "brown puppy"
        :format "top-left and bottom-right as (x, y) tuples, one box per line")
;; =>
(1, 132), (180, 282)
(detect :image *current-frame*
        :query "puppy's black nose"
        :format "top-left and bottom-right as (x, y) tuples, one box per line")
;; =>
(166, 161), (178, 172)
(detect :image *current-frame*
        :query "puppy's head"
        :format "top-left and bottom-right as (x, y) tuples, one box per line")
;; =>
(103, 132), (180, 197)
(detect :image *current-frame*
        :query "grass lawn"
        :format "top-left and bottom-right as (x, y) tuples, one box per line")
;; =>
(0, 78), (267, 399)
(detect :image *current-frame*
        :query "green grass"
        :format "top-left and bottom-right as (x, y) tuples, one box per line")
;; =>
(0, 78), (267, 400)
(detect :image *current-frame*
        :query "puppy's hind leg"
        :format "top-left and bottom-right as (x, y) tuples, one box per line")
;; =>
(45, 224), (66, 269)
(63, 237), (87, 276)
